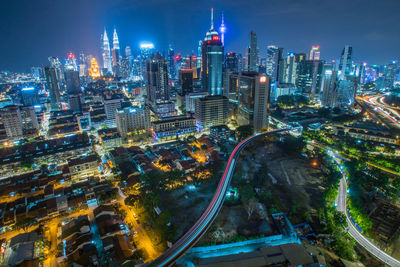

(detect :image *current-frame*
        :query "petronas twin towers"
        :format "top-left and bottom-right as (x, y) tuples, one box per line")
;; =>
(102, 27), (120, 74)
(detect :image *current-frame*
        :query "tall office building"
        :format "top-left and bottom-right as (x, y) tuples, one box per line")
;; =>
(125, 46), (132, 57)
(116, 106), (151, 138)
(201, 8), (224, 95)
(45, 67), (61, 110)
(146, 53), (170, 104)
(179, 69), (194, 95)
(167, 45), (176, 79)
(296, 59), (324, 95)
(237, 72), (271, 131)
(48, 57), (64, 83)
(247, 31), (259, 72)
(119, 57), (131, 80)
(338, 45), (353, 79)
(309, 46), (321, 60)
(336, 76), (358, 106)
(65, 52), (78, 71)
(282, 53), (306, 85)
(322, 72), (357, 107)
(266, 46), (283, 83)
(79, 52), (87, 77)
(321, 69), (337, 107)
(219, 13), (226, 46)
(383, 62), (398, 89)
(195, 95), (228, 129)
(0, 105), (23, 138)
(102, 28), (113, 73)
(64, 70), (81, 94)
(31, 67), (44, 80)
(197, 40), (202, 73)
(225, 52), (240, 72)
(140, 42), (155, 81)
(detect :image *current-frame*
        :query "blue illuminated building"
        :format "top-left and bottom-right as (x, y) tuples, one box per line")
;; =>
(201, 8), (224, 95)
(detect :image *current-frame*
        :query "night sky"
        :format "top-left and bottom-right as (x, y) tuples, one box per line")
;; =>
(1, 0), (399, 72)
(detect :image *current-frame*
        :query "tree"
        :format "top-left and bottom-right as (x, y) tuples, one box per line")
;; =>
(277, 135), (305, 154)
(14, 217), (35, 231)
(244, 198), (258, 219)
(333, 211), (347, 228)
(238, 181), (255, 203)
(235, 125), (254, 141)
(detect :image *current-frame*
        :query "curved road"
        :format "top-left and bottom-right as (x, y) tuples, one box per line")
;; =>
(333, 155), (400, 267)
(149, 128), (289, 267)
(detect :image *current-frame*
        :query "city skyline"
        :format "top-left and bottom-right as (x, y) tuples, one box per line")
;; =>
(1, 0), (400, 72)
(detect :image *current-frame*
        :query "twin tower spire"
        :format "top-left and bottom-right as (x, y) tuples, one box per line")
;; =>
(102, 27), (120, 72)
(103, 27), (119, 50)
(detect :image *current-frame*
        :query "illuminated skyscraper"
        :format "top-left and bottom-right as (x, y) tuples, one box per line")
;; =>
(119, 57), (131, 80)
(140, 42), (155, 81)
(219, 12), (226, 46)
(321, 65), (336, 106)
(45, 67), (61, 110)
(247, 30), (258, 72)
(102, 28), (113, 73)
(167, 45), (175, 79)
(31, 67), (44, 80)
(197, 40), (202, 70)
(282, 53), (305, 85)
(64, 70), (81, 95)
(383, 62), (398, 89)
(297, 59), (323, 95)
(309, 46), (321, 60)
(65, 52), (78, 71)
(201, 8), (224, 95)
(225, 52), (240, 72)
(125, 46), (132, 57)
(179, 69), (194, 95)
(146, 53), (170, 104)
(238, 73), (271, 131)
(78, 53), (87, 77)
(266, 45), (283, 83)
(48, 57), (63, 83)
(21, 87), (40, 106)
(338, 45), (353, 80)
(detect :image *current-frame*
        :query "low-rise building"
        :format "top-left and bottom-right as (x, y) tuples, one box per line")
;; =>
(332, 123), (400, 145)
(68, 154), (100, 182)
(210, 125), (231, 141)
(152, 115), (197, 140)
